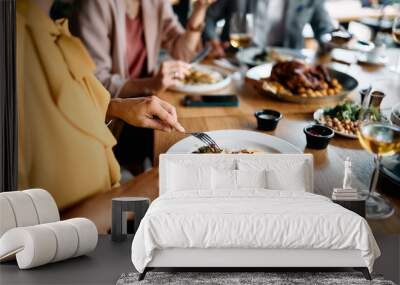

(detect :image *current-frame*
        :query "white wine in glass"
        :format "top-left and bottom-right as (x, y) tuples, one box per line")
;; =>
(358, 124), (400, 156)
(357, 122), (400, 219)
(229, 13), (253, 78)
(229, 13), (253, 49)
(230, 33), (252, 49)
(390, 17), (400, 73)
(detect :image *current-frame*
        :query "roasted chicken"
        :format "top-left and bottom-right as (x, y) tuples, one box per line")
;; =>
(262, 60), (342, 97)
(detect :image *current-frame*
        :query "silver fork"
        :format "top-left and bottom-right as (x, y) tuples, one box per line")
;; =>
(187, 132), (222, 152)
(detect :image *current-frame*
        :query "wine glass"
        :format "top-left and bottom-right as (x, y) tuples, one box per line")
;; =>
(357, 99), (400, 219)
(390, 16), (400, 74)
(229, 13), (254, 76)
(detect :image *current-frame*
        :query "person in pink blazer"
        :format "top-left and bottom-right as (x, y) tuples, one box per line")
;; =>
(71, 0), (214, 98)
(71, 0), (214, 175)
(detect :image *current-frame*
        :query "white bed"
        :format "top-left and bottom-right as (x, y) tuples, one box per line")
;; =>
(131, 154), (380, 280)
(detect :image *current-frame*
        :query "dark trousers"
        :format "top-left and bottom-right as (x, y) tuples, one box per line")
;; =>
(113, 124), (153, 175)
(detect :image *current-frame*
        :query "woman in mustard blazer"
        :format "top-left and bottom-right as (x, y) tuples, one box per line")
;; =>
(17, 0), (184, 210)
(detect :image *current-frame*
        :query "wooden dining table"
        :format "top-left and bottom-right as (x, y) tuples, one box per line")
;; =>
(61, 48), (400, 235)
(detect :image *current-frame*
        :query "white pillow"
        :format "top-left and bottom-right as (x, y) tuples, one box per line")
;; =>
(212, 169), (237, 190)
(238, 158), (307, 191)
(236, 169), (268, 189)
(211, 169), (268, 191)
(266, 166), (306, 191)
(167, 163), (212, 191)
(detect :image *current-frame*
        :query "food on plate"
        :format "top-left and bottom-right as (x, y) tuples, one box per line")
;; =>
(193, 145), (262, 154)
(318, 102), (382, 136)
(260, 60), (343, 97)
(193, 145), (221, 153)
(181, 68), (218, 85)
(253, 49), (289, 63)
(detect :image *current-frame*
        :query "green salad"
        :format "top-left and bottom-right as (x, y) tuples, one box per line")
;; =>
(323, 102), (382, 122)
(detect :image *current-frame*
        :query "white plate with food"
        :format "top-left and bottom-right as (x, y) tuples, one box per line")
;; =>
(246, 61), (358, 104)
(236, 46), (308, 66)
(167, 129), (301, 154)
(170, 64), (231, 94)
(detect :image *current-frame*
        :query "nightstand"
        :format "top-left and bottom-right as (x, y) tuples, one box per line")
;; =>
(332, 199), (366, 218)
(111, 197), (150, 242)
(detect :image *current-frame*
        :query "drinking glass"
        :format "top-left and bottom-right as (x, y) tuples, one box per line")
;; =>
(229, 13), (253, 50)
(357, 102), (400, 219)
(229, 13), (254, 76)
(390, 17), (400, 74)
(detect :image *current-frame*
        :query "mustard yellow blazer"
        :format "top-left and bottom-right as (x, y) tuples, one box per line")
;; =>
(17, 1), (120, 210)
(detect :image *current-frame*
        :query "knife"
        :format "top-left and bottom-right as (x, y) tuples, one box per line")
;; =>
(190, 46), (211, 64)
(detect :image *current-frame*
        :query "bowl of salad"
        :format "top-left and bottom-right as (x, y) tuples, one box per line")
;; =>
(313, 102), (382, 139)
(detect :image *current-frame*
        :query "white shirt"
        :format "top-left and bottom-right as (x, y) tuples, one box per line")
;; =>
(254, 0), (287, 47)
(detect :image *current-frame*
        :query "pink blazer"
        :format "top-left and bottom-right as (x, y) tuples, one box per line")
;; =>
(71, 0), (197, 97)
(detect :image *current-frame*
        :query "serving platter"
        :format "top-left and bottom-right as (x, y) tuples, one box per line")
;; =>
(170, 64), (231, 94)
(246, 64), (358, 104)
(166, 129), (301, 154)
(313, 108), (357, 139)
(236, 47), (308, 66)
(327, 39), (375, 53)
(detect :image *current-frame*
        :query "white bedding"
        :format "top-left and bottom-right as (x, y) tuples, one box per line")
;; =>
(131, 190), (380, 273)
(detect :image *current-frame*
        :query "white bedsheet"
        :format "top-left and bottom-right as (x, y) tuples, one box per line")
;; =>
(131, 190), (380, 273)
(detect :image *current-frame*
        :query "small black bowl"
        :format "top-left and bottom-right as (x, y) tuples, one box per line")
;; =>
(304, 124), (335, 149)
(255, 109), (283, 131)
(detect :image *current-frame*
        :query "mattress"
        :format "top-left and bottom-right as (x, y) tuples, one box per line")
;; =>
(131, 190), (380, 273)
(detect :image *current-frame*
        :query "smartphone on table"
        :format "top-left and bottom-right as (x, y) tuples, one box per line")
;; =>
(183, 94), (239, 107)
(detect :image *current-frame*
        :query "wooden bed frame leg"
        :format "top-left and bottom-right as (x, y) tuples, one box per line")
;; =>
(354, 267), (371, 280)
(138, 268), (148, 281)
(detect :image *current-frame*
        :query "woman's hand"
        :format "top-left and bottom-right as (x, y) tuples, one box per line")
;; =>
(118, 60), (190, 98)
(207, 39), (229, 58)
(193, 0), (215, 9)
(152, 60), (191, 92)
(188, 0), (216, 31)
(108, 96), (185, 133)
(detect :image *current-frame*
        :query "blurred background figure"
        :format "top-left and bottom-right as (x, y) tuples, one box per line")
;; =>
(171, 0), (191, 27)
(204, 0), (334, 57)
(361, 0), (393, 7)
(71, 0), (214, 98)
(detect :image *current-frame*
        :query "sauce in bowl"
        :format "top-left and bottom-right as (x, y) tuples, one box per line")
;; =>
(304, 124), (334, 149)
(255, 109), (283, 131)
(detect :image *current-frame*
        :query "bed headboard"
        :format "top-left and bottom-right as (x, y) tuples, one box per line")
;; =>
(159, 154), (314, 195)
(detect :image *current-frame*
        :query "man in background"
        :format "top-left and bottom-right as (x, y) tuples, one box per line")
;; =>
(204, 0), (334, 57)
